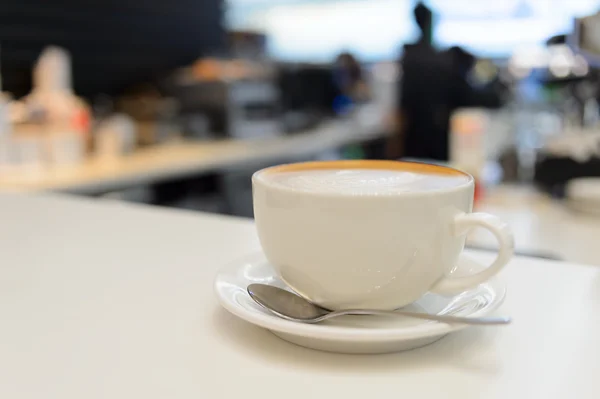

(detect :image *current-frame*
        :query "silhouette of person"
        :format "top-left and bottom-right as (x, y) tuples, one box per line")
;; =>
(388, 3), (503, 162)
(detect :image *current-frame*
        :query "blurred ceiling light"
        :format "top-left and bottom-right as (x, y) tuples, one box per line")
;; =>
(572, 54), (589, 76)
(508, 62), (531, 79)
(548, 62), (570, 78)
(548, 44), (574, 60)
(510, 45), (549, 69)
(473, 60), (498, 83)
(508, 45), (543, 78)
(548, 45), (573, 78)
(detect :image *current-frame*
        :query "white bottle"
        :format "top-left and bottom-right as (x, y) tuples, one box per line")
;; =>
(25, 46), (91, 167)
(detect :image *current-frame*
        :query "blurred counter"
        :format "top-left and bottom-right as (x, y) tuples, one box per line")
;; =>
(3, 103), (599, 265)
(472, 184), (600, 265)
(0, 106), (385, 194)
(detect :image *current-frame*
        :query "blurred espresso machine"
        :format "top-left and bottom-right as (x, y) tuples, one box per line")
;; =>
(165, 31), (282, 140)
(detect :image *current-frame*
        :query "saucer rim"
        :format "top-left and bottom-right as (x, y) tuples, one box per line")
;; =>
(214, 253), (507, 342)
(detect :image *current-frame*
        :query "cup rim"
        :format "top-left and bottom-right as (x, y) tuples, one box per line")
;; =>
(253, 160), (474, 197)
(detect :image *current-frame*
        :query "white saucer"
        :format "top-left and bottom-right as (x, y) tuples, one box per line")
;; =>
(214, 253), (506, 354)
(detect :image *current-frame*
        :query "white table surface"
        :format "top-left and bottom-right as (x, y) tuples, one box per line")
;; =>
(1, 193), (599, 398)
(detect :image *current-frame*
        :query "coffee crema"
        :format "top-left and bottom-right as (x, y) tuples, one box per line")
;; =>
(260, 168), (471, 195)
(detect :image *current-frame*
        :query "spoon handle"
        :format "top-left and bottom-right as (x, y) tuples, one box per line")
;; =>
(323, 309), (511, 325)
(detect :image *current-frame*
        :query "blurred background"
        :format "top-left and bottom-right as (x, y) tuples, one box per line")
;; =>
(3, 0), (600, 262)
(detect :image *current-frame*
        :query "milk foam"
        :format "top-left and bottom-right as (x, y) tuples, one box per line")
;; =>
(263, 169), (470, 195)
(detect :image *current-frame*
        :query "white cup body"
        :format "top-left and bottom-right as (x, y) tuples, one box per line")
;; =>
(253, 161), (475, 311)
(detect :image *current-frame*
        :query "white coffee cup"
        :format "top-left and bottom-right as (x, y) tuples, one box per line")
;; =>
(253, 160), (513, 311)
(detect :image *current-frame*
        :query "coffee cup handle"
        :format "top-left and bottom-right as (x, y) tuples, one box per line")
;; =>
(431, 213), (514, 295)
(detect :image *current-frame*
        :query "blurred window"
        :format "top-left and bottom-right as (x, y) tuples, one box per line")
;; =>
(226, 0), (600, 61)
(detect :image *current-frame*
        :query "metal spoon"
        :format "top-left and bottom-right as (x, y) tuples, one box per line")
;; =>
(247, 284), (511, 326)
